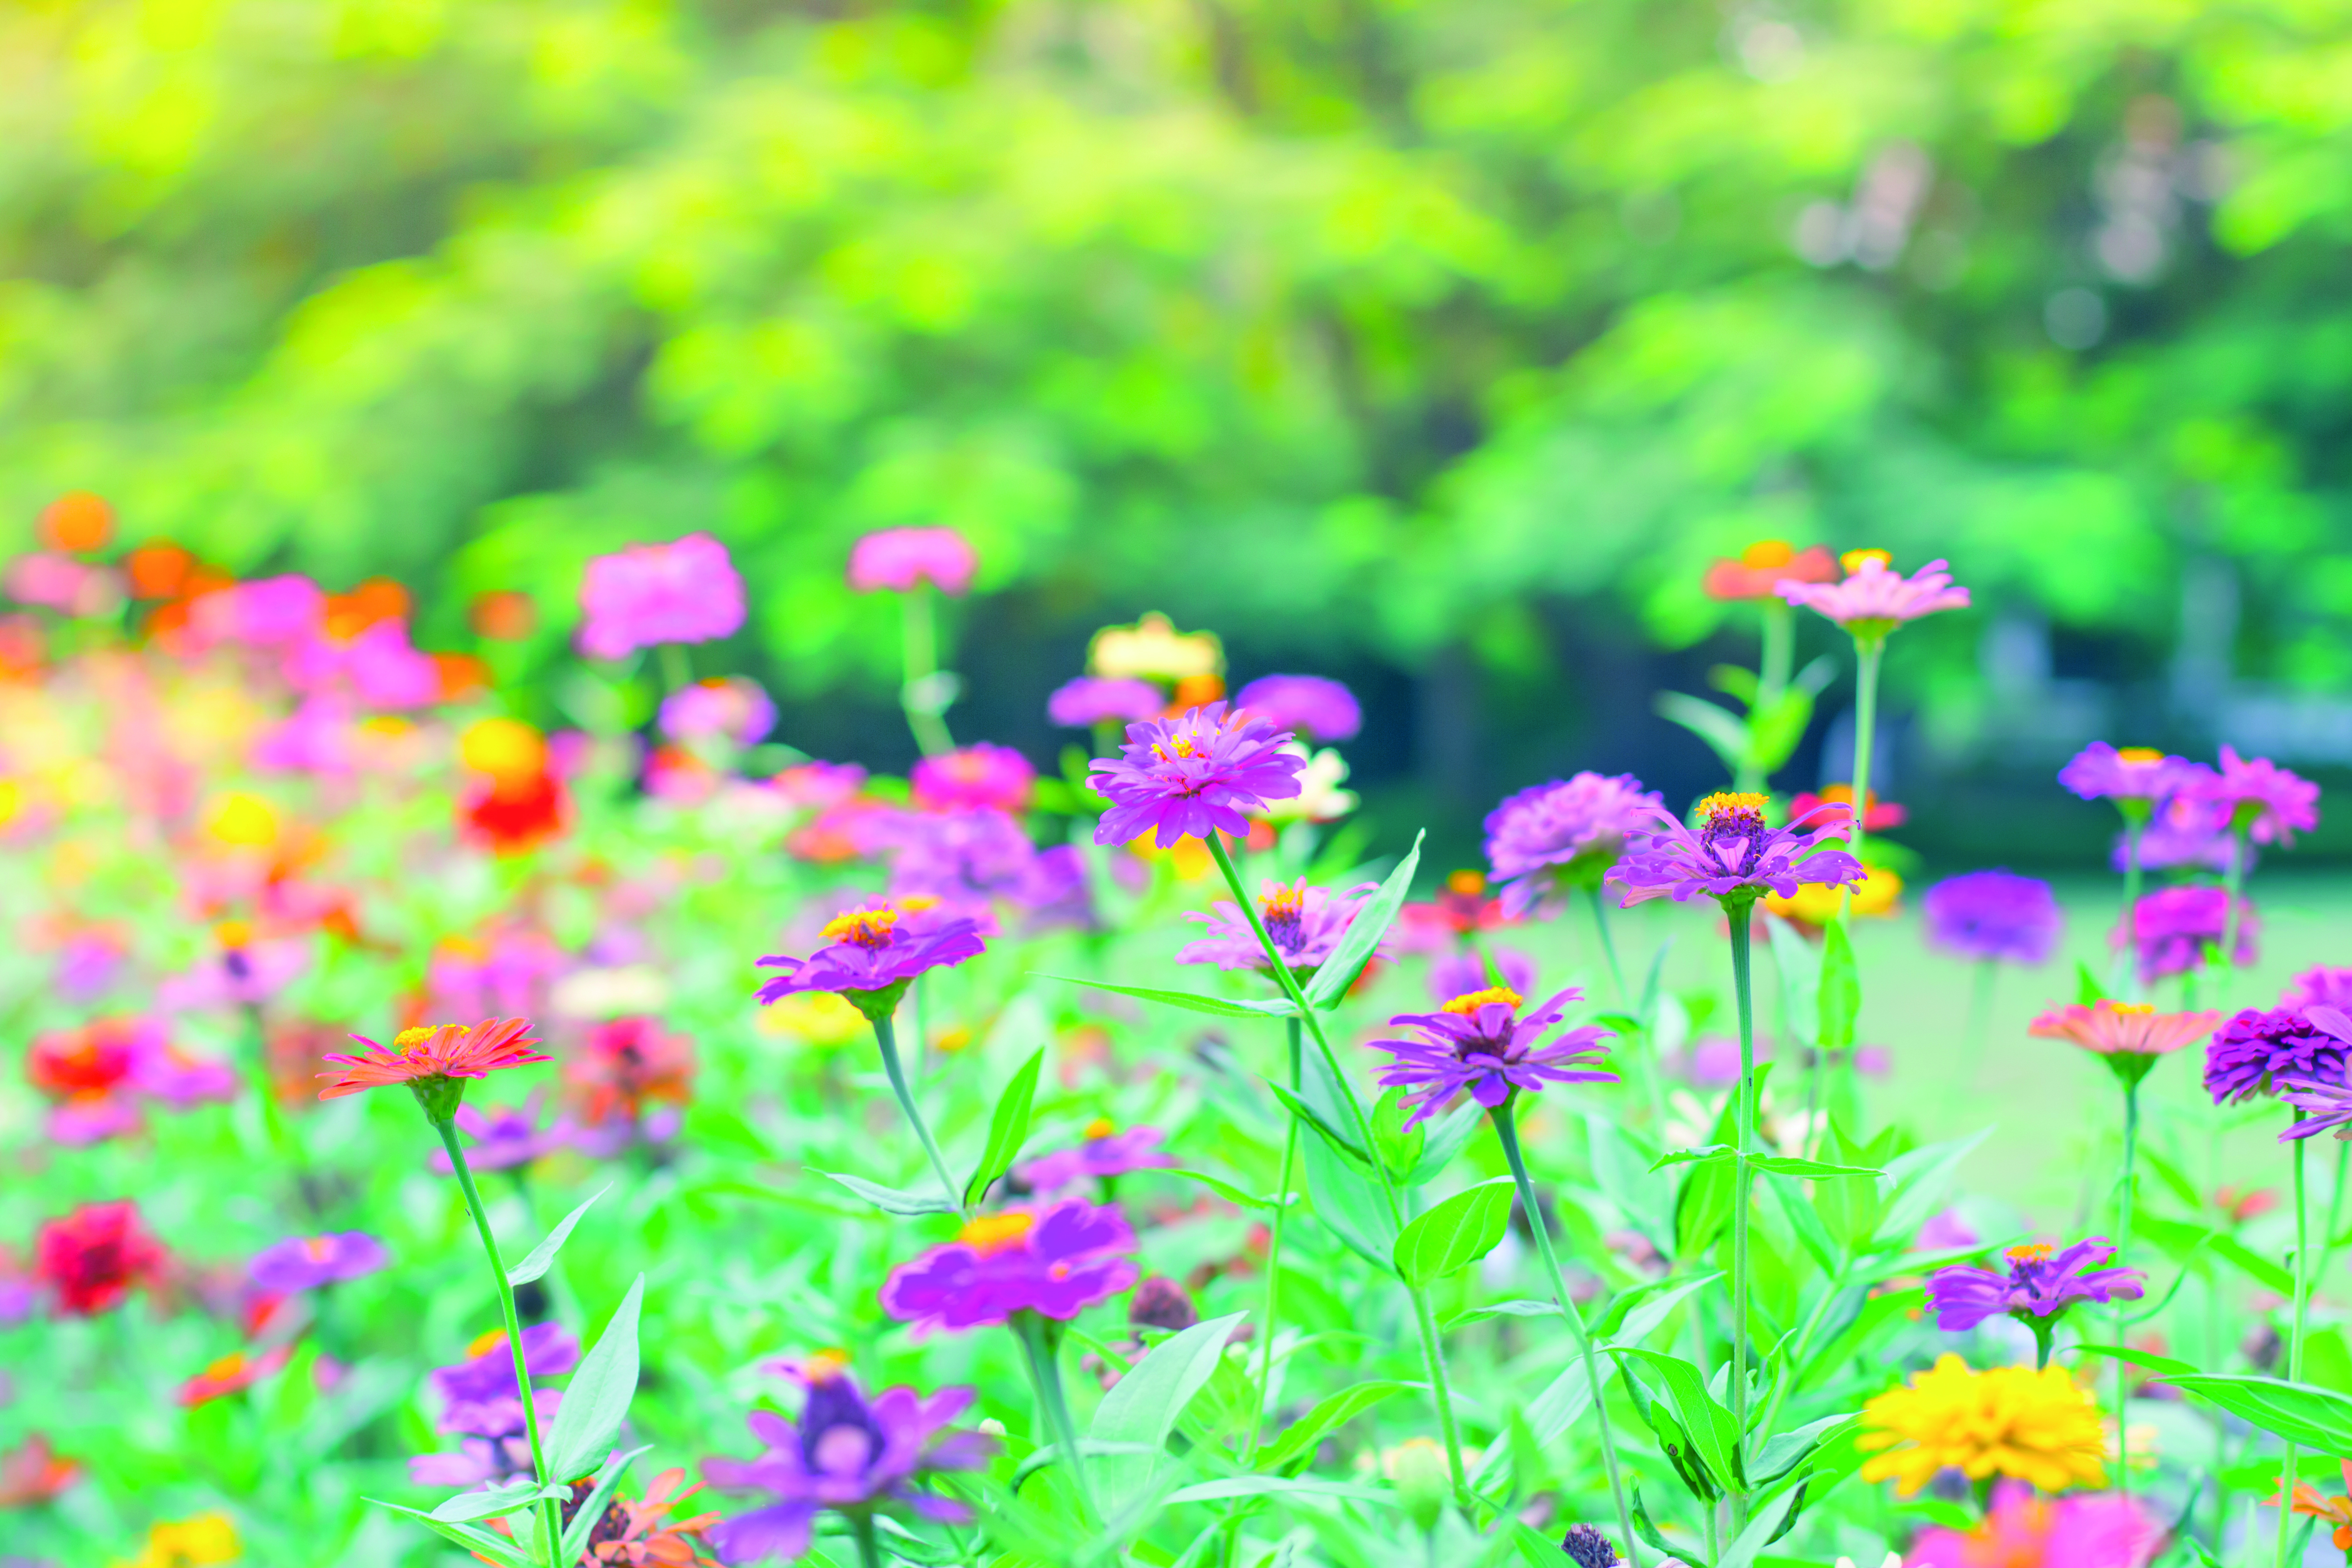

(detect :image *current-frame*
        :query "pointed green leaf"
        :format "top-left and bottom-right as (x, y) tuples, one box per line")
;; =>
(1034, 975), (1297, 1019)
(818, 1171), (957, 1217)
(428, 1478), (544, 1524)
(544, 1274), (644, 1484)
(365, 1499), (537, 1566)
(1089, 1311), (1248, 1514)
(1301, 830), (1424, 1009)
(1392, 1179), (1514, 1287)
(558, 1446), (652, 1562)
(1257, 1380), (1406, 1474)
(1818, 920), (1860, 1053)
(964, 1046), (1044, 1205)
(506, 1183), (611, 1287)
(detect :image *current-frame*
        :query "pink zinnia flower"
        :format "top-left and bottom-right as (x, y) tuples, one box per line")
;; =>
(1086, 702), (1304, 848)
(1233, 675), (1362, 743)
(1175, 877), (1381, 973)
(1911, 1481), (2164, 1568)
(1605, 791), (1864, 907)
(1047, 676), (1164, 728)
(1486, 772), (1664, 915)
(755, 900), (987, 1020)
(1015, 1121), (1179, 1193)
(847, 528), (977, 595)
(881, 1200), (1139, 1333)
(1778, 549), (1970, 637)
(658, 676), (776, 747)
(911, 743), (1034, 813)
(2186, 744), (2320, 845)
(2032, 1000), (2220, 1088)
(316, 1018), (549, 1120)
(34, 1200), (166, 1316)
(1703, 540), (1838, 602)
(578, 534), (746, 659)
(2127, 884), (2255, 982)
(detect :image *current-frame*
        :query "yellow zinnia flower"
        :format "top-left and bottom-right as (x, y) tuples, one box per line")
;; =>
(1857, 1354), (2107, 1495)
(116, 1511), (240, 1568)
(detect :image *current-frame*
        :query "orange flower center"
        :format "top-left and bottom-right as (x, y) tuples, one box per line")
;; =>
(2108, 1002), (2155, 1016)
(820, 908), (899, 948)
(1084, 1117), (1115, 1140)
(1445, 869), (1486, 896)
(802, 1348), (852, 1383)
(394, 1025), (437, 1048)
(958, 1212), (1036, 1256)
(1259, 886), (1305, 922)
(1699, 791), (1770, 823)
(1840, 548), (1892, 574)
(304, 1236), (333, 1260)
(1741, 539), (1795, 568)
(202, 1353), (246, 1380)
(2117, 747), (2163, 763)
(1443, 986), (1521, 1015)
(2005, 1243), (2055, 1264)
(468, 1329), (507, 1358)
(214, 919), (252, 950)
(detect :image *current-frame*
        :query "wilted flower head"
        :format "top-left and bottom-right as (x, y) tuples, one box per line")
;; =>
(1233, 674), (1362, 743)
(2129, 884), (2254, 982)
(881, 1200), (1139, 1333)
(1857, 1354), (2107, 1495)
(1047, 676), (1164, 728)
(1485, 772), (1664, 915)
(34, 1200), (166, 1316)
(317, 1018), (549, 1123)
(1558, 1524), (1623, 1568)
(1016, 1121), (1180, 1194)
(1911, 1481), (2164, 1568)
(846, 527), (977, 595)
(910, 743), (1034, 813)
(1606, 792), (1864, 907)
(1926, 1239), (2145, 1331)
(1174, 877), (1378, 974)
(2060, 743), (2210, 814)
(2205, 1007), (2351, 1106)
(249, 1232), (389, 1294)
(578, 534), (745, 659)
(1087, 702), (1304, 849)
(1777, 550), (1970, 639)
(755, 901), (986, 1022)
(1370, 986), (1616, 1128)
(657, 676), (776, 748)
(2186, 745), (2320, 846)
(565, 1466), (717, 1566)
(701, 1357), (995, 1563)
(1703, 539), (1838, 602)
(1922, 870), (2063, 965)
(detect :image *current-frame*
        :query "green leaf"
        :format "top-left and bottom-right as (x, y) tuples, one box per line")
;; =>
(2210, 1233), (2296, 1295)
(1034, 975), (1297, 1019)
(1719, 1475), (1808, 1568)
(965, 1046), (1044, 1204)
(2166, 1373), (2352, 1452)
(1391, 1179), (1515, 1287)
(1872, 1128), (1989, 1248)
(818, 1171), (958, 1216)
(1265, 1078), (1368, 1166)
(365, 1499), (536, 1567)
(1257, 1380), (1406, 1474)
(1655, 691), (1752, 774)
(2071, 1343), (2198, 1378)
(1400, 1099), (1483, 1186)
(506, 1183), (611, 1287)
(1675, 1148), (1740, 1260)
(1165, 1168), (1282, 1212)
(1651, 1143), (1737, 1172)
(2077, 960), (2110, 1005)
(558, 1445), (652, 1562)
(1473, 1351), (1598, 1492)
(428, 1478), (544, 1523)
(1602, 1270), (1725, 1348)
(544, 1275), (644, 1484)
(1766, 914), (1822, 1052)
(1752, 1154), (1881, 1179)
(1817, 921), (1860, 1053)
(1750, 1413), (1857, 1487)
(1369, 1087), (1427, 1183)
(1089, 1311), (1248, 1515)
(1300, 1129), (1397, 1272)
(1161, 1475), (1398, 1506)
(1614, 1348), (1744, 1492)
(1301, 830), (1423, 1009)
(1443, 1298), (1558, 1330)
(1626, 1479), (1686, 1561)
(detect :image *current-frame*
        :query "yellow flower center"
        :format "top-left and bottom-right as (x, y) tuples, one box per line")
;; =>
(2116, 747), (2163, 763)
(1259, 885), (1305, 921)
(820, 908), (899, 946)
(1442, 986), (1521, 1014)
(201, 1352), (246, 1380)
(1084, 1117), (1115, 1140)
(394, 1025), (437, 1048)
(898, 894), (940, 912)
(2108, 1002), (2155, 1016)
(467, 1328), (507, 1358)
(1698, 791), (1770, 822)
(1152, 736), (1200, 762)
(1741, 539), (1795, 568)
(214, 919), (251, 950)
(802, 1348), (852, 1383)
(958, 1212), (1036, 1256)
(1445, 869), (1486, 896)
(2005, 1243), (2055, 1264)
(1840, 548), (1892, 574)
(304, 1236), (333, 1260)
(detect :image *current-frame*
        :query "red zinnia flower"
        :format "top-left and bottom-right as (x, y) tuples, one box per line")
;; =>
(564, 1016), (696, 1127)
(317, 1018), (549, 1122)
(176, 1344), (294, 1407)
(0, 1433), (82, 1506)
(34, 1200), (166, 1316)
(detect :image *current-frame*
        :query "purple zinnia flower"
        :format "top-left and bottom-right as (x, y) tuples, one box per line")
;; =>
(1921, 870), (2063, 965)
(1016, 1121), (1180, 1194)
(1430, 947), (1533, 1003)
(701, 1357), (995, 1563)
(2060, 743), (2212, 815)
(846, 528), (977, 596)
(2185, 745), (2320, 846)
(1777, 551), (1969, 637)
(910, 744), (1034, 814)
(429, 1322), (578, 1439)
(2128, 884), (2255, 983)
(1086, 702), (1304, 849)
(248, 1232), (389, 1294)
(1925, 1239), (2145, 1332)
(1173, 877), (1379, 973)
(1486, 772), (1666, 916)
(2205, 1007), (2352, 1106)
(430, 1093), (567, 1174)
(1048, 676), (1164, 729)
(878, 809), (1040, 926)
(1234, 675), (1362, 744)
(880, 1200), (1139, 1333)
(409, 1434), (537, 1489)
(1370, 986), (1617, 1129)
(2286, 967), (2352, 1013)
(755, 900), (987, 1021)
(2121, 794), (2245, 874)
(578, 534), (746, 660)
(1604, 792), (1865, 908)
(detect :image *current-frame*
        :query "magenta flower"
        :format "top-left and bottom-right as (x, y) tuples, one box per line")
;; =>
(1604, 792), (1865, 908)
(2185, 745), (2320, 846)
(249, 1232), (390, 1294)
(847, 527), (978, 595)
(1921, 870), (2062, 965)
(156, 936), (310, 1012)
(658, 676), (776, 747)
(1173, 877), (1379, 973)
(410, 1435), (537, 1490)
(2205, 1007), (2351, 1105)
(910, 743), (1035, 813)
(1486, 773), (1665, 916)
(577, 534), (746, 659)
(1086, 702), (1304, 848)
(2285, 967), (2352, 1012)
(1048, 676), (1164, 728)
(428, 1322), (578, 1440)
(702, 1360), (995, 1563)
(2060, 743), (2211, 812)
(1017, 1122), (1180, 1194)
(1430, 947), (1534, 1002)
(1911, 1481), (2165, 1568)
(429, 1093), (567, 1174)
(880, 1200), (1139, 1333)
(755, 901), (987, 1021)
(1370, 986), (1617, 1129)
(1776, 551), (1970, 637)
(1925, 1239), (2144, 1332)
(2127, 884), (2254, 982)
(1234, 674), (1362, 743)
(2120, 794), (2243, 874)
(879, 809), (1043, 927)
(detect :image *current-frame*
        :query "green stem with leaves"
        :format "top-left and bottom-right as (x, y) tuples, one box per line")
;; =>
(2114, 817), (2145, 996)
(1493, 1106), (1642, 1567)
(1842, 634), (1884, 877)
(436, 1118), (565, 1568)
(873, 1014), (966, 1215)
(850, 1511), (885, 1568)
(1739, 600), (1795, 795)
(1725, 898), (1759, 1528)
(899, 582), (954, 757)
(1245, 1018), (1304, 1461)
(2218, 826), (2249, 1000)
(2275, 1135), (2310, 1568)
(1014, 1312), (1098, 1528)
(1205, 833), (1470, 1502)
(2116, 1075), (2140, 1497)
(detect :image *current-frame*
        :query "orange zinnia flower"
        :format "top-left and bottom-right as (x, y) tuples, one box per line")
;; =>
(317, 1019), (548, 1123)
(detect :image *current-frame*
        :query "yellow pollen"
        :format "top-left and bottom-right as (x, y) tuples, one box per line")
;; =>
(1259, 886), (1305, 920)
(1443, 986), (1522, 1014)
(393, 1025), (437, 1048)
(2005, 1243), (2054, 1264)
(1084, 1117), (1116, 1140)
(1445, 869), (1486, 897)
(214, 919), (252, 949)
(304, 1236), (333, 1260)
(1741, 539), (1795, 568)
(820, 908), (898, 944)
(802, 1348), (852, 1382)
(958, 1212), (1036, 1256)
(1841, 548), (1892, 574)
(2116, 747), (2163, 764)
(1152, 736), (1200, 761)
(2109, 1002), (2155, 1016)
(203, 1353), (246, 1379)
(1698, 791), (1769, 821)
(897, 894), (940, 913)
(467, 1329), (507, 1358)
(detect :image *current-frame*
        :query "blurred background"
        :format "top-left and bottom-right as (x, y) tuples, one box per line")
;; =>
(6, 0), (2352, 867)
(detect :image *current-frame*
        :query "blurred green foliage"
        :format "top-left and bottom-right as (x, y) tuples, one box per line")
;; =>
(5, 0), (2351, 699)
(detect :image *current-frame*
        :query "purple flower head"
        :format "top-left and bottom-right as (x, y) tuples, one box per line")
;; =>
(880, 1199), (1140, 1333)
(429, 1322), (579, 1438)
(876, 809), (1041, 929)
(1174, 877), (1379, 973)
(1777, 551), (1969, 638)
(1604, 792), (1865, 908)
(2060, 743), (2211, 817)
(910, 744), (1034, 813)
(157, 936), (311, 1013)
(1921, 870), (2063, 965)
(1087, 702), (1304, 849)
(2205, 1007), (2352, 1106)
(2129, 884), (2255, 983)
(1048, 676), (1164, 729)
(657, 676), (776, 748)
(578, 534), (746, 660)
(249, 1232), (389, 1294)
(755, 900), (987, 1021)
(430, 1092), (566, 1174)
(409, 1435), (536, 1490)
(1916, 1207), (1980, 1252)
(1234, 675), (1362, 744)
(1486, 773), (1666, 916)
(2121, 793), (2246, 875)
(1430, 947), (1534, 1003)
(2186, 745), (2320, 846)
(846, 528), (977, 596)
(1925, 1238), (2145, 1332)
(1016, 1122), (1180, 1194)
(701, 1357), (995, 1563)
(1015, 844), (1095, 932)
(1370, 986), (1617, 1129)
(2286, 967), (2352, 1013)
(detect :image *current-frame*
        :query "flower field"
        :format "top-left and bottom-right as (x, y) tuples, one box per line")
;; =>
(5, 513), (2352, 1568)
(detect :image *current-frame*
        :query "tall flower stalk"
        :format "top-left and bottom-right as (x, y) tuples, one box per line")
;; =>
(1244, 1015), (1303, 1461)
(848, 527), (979, 758)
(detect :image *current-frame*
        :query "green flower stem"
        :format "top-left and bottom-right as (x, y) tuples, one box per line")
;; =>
(1014, 1311), (1099, 1527)
(2116, 1076), (2141, 1498)
(2322, 1140), (2351, 1286)
(1739, 600), (1794, 796)
(1587, 887), (1671, 1137)
(1205, 832), (1470, 1503)
(1244, 1017), (1304, 1462)
(1725, 899), (1759, 1527)
(2275, 1136), (2310, 1568)
(657, 642), (691, 695)
(899, 582), (955, 758)
(435, 1117), (564, 1568)
(1585, 886), (1632, 1011)
(1754, 1253), (1851, 1438)
(1842, 634), (1885, 877)
(872, 1014), (966, 1215)
(851, 1511), (884, 1568)
(1492, 1105), (1641, 1568)
(2114, 818), (2145, 996)
(2218, 827), (2249, 1000)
